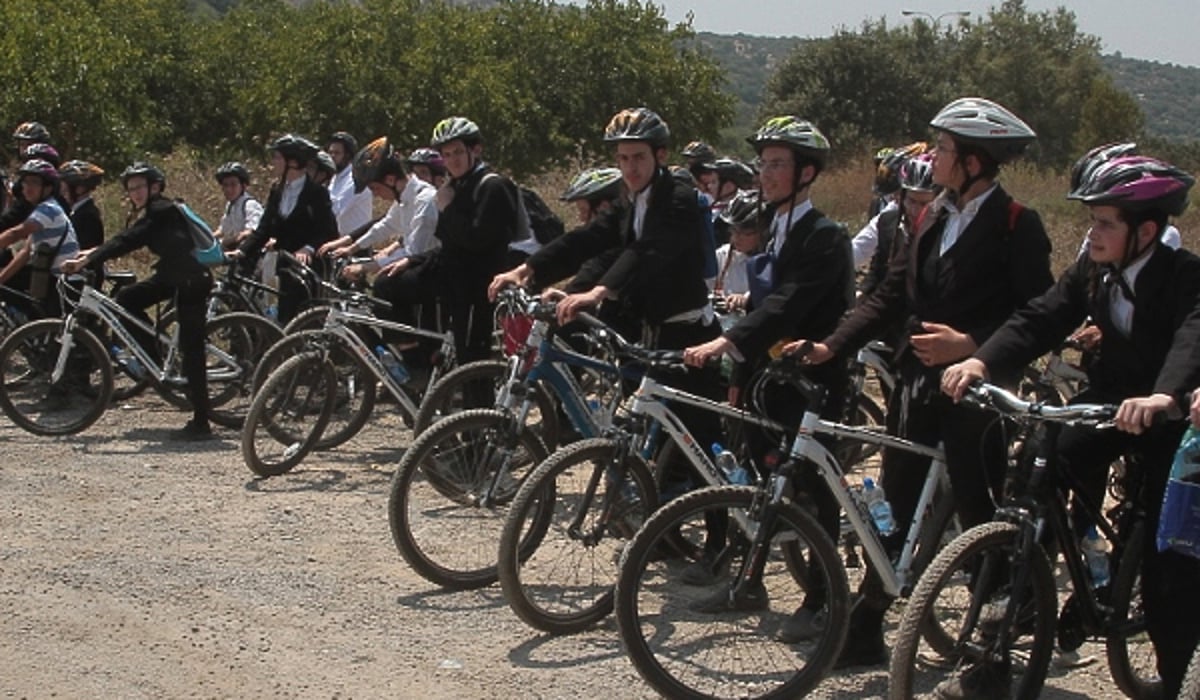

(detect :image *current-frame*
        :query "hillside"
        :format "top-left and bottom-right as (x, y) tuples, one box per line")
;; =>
(696, 31), (1200, 145)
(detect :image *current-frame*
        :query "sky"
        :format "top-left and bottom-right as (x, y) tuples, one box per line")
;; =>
(573, 0), (1199, 68)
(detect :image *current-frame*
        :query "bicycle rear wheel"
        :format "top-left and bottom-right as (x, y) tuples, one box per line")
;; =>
(1106, 521), (1163, 699)
(241, 351), (337, 477)
(412, 359), (560, 447)
(889, 521), (1057, 700)
(388, 408), (548, 589)
(0, 319), (112, 435)
(614, 485), (850, 700)
(498, 437), (658, 634)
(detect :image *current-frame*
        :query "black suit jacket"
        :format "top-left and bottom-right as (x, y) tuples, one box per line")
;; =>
(976, 244), (1200, 406)
(528, 167), (709, 324)
(239, 175), (337, 261)
(826, 185), (1053, 382)
(725, 207), (854, 363)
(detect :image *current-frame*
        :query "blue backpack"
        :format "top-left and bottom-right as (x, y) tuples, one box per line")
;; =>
(175, 200), (223, 266)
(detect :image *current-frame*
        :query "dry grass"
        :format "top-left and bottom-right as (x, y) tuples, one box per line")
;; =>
(89, 151), (1200, 280)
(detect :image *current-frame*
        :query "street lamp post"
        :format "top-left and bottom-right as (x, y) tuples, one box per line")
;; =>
(901, 9), (971, 28)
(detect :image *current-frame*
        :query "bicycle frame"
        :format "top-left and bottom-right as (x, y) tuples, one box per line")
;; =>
(316, 303), (455, 419)
(59, 283), (241, 386)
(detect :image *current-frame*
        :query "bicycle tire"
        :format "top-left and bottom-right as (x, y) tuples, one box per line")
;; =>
(1179, 641), (1200, 700)
(498, 437), (658, 634)
(888, 521), (1057, 700)
(0, 319), (113, 436)
(241, 352), (337, 477)
(614, 485), (850, 700)
(281, 305), (329, 335)
(208, 313), (283, 428)
(252, 330), (378, 450)
(1106, 521), (1163, 700)
(411, 359), (560, 448)
(912, 490), (966, 655)
(387, 408), (548, 590)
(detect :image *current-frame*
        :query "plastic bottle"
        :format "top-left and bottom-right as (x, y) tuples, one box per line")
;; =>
(111, 344), (144, 378)
(711, 442), (750, 485)
(861, 477), (897, 536)
(1082, 525), (1111, 588)
(1172, 426), (1200, 483)
(375, 344), (409, 385)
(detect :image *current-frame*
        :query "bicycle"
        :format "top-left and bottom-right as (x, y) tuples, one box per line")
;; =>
(387, 297), (638, 590)
(240, 287), (457, 477)
(888, 382), (1158, 700)
(0, 274), (279, 435)
(610, 352), (961, 699)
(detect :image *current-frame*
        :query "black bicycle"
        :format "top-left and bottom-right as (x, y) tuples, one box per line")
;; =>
(889, 382), (1160, 700)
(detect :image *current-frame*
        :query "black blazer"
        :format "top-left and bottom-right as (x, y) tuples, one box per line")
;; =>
(239, 175), (337, 261)
(976, 244), (1200, 406)
(826, 185), (1053, 381)
(528, 167), (709, 324)
(725, 207), (854, 363)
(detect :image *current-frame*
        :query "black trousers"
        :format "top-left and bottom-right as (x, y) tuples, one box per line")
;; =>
(116, 271), (213, 423)
(1056, 396), (1200, 699)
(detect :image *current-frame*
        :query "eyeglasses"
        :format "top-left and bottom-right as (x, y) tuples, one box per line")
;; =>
(753, 157), (793, 172)
(125, 183), (148, 194)
(935, 142), (956, 156)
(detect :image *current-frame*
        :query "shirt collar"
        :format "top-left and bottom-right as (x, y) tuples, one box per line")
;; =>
(769, 198), (814, 251)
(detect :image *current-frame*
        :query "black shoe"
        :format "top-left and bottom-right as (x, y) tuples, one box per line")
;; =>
(776, 606), (827, 643)
(688, 581), (768, 613)
(932, 661), (1011, 700)
(680, 551), (725, 586)
(171, 419), (214, 442)
(833, 630), (888, 668)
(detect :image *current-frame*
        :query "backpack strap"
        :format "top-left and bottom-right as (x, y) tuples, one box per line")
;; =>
(1007, 199), (1025, 234)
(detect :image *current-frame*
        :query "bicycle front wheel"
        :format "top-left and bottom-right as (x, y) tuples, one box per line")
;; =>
(888, 521), (1057, 700)
(241, 351), (337, 477)
(498, 437), (659, 634)
(388, 408), (548, 589)
(614, 485), (850, 700)
(0, 319), (113, 435)
(412, 359), (560, 448)
(1106, 521), (1163, 699)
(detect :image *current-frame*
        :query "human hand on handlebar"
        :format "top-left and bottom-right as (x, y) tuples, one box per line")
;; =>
(940, 358), (989, 402)
(556, 286), (606, 325)
(683, 337), (732, 368)
(783, 340), (832, 364)
(488, 264), (532, 301)
(1115, 394), (1176, 435)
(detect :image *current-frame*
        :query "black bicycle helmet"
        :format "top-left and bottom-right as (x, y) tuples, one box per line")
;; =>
(17, 159), (59, 187)
(59, 160), (105, 188)
(120, 161), (166, 189)
(269, 133), (319, 165)
(430, 117), (482, 149)
(1068, 155), (1194, 217)
(328, 131), (358, 157)
(714, 157), (756, 189)
(719, 189), (762, 229)
(22, 142), (61, 167)
(12, 121), (50, 143)
(560, 167), (623, 203)
(747, 116), (831, 169)
(314, 150), (337, 176)
(874, 142), (930, 196)
(930, 97), (1036, 164)
(214, 161), (251, 185)
(352, 136), (407, 193)
(1069, 142), (1138, 194)
(405, 147), (447, 175)
(681, 140), (716, 163)
(604, 107), (670, 149)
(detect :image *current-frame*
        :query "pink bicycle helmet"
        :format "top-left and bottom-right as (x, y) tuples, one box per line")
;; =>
(1068, 155), (1194, 216)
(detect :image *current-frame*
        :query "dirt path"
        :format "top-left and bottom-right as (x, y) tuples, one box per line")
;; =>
(0, 395), (1121, 698)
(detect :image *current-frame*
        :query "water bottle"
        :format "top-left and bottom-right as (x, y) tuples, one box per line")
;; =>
(265, 304), (278, 321)
(1082, 525), (1111, 588)
(111, 344), (144, 378)
(375, 344), (409, 385)
(711, 442), (750, 485)
(861, 477), (897, 536)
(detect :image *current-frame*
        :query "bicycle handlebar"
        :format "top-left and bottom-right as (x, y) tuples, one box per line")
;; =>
(963, 381), (1117, 426)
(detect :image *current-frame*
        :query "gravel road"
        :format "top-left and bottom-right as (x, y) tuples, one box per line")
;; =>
(0, 393), (1124, 699)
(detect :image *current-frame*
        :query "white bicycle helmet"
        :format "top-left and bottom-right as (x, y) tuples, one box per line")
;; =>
(930, 97), (1036, 163)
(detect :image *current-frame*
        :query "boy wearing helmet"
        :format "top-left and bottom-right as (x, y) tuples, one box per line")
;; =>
(61, 163), (214, 440)
(942, 154), (1200, 699)
(0, 159), (80, 317)
(405, 148), (447, 189)
(790, 97), (1054, 668)
(233, 134), (338, 324)
(213, 162), (263, 251)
